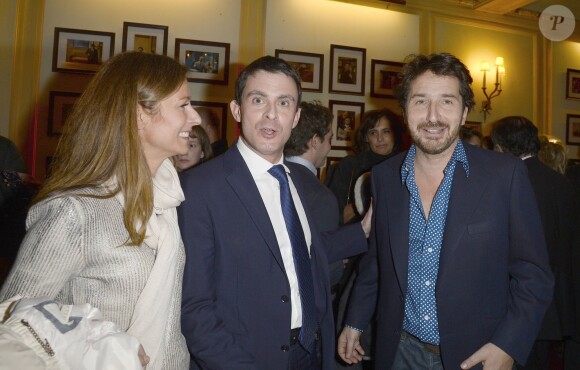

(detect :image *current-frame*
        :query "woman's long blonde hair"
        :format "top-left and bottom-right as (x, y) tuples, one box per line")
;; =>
(37, 52), (188, 245)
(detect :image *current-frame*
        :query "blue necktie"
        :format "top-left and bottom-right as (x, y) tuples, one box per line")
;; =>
(268, 164), (317, 352)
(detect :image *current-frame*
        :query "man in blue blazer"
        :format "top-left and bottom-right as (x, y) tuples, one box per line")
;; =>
(179, 56), (369, 370)
(338, 53), (554, 370)
(284, 101), (345, 288)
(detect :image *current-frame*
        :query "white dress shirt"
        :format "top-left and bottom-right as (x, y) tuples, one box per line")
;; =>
(237, 138), (312, 329)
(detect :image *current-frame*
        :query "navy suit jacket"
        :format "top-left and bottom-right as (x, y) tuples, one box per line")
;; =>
(179, 146), (367, 369)
(346, 144), (554, 369)
(524, 156), (576, 339)
(288, 162), (345, 286)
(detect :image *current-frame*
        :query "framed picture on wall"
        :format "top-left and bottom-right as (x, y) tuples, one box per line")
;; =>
(566, 114), (580, 145)
(275, 49), (324, 92)
(52, 27), (115, 74)
(329, 100), (365, 150)
(329, 45), (366, 95)
(566, 69), (580, 100)
(190, 101), (228, 141)
(122, 22), (168, 55)
(370, 59), (404, 98)
(48, 91), (81, 136)
(175, 39), (230, 85)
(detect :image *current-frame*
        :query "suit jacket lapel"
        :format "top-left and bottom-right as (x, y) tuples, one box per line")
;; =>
(223, 147), (286, 271)
(387, 163), (411, 295)
(439, 148), (490, 276)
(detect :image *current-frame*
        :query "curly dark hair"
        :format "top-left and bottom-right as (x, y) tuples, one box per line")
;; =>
(490, 116), (540, 156)
(395, 53), (475, 113)
(284, 101), (333, 157)
(352, 108), (404, 154)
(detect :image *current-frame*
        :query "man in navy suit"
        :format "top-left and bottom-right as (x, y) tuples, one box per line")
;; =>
(338, 53), (554, 370)
(179, 56), (370, 370)
(491, 116), (577, 370)
(284, 101), (345, 288)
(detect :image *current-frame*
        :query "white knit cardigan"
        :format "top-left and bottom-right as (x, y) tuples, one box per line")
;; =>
(0, 187), (189, 370)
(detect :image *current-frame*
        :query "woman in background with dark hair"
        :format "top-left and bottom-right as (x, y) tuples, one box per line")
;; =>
(326, 108), (404, 224)
(327, 108), (404, 370)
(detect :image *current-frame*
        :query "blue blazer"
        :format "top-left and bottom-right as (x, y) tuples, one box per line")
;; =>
(346, 144), (554, 369)
(179, 145), (367, 370)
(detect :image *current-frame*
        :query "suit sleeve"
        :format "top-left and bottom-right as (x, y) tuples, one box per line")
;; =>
(179, 176), (257, 370)
(319, 222), (367, 264)
(490, 160), (554, 364)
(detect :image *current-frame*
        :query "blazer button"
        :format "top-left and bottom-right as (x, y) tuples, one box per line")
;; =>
(281, 345), (290, 352)
(281, 295), (289, 303)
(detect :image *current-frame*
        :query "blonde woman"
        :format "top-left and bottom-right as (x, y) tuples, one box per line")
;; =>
(0, 52), (200, 369)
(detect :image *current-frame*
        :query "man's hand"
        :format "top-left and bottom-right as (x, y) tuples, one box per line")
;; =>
(337, 326), (365, 364)
(461, 343), (514, 370)
(360, 200), (373, 238)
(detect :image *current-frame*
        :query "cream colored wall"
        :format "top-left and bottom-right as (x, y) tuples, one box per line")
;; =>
(433, 17), (538, 133)
(552, 40), (580, 159)
(4, 0), (580, 177)
(265, 0), (420, 159)
(34, 0), (241, 179)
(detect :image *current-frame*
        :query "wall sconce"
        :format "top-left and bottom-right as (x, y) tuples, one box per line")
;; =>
(481, 56), (505, 121)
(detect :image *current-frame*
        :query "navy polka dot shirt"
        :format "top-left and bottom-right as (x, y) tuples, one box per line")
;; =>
(400, 140), (469, 345)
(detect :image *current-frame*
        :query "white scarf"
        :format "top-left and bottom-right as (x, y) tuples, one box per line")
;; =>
(114, 159), (184, 370)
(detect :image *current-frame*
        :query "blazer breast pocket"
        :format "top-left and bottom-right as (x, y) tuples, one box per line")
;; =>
(467, 221), (494, 235)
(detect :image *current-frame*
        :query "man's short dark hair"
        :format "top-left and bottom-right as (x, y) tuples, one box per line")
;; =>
(352, 108), (404, 154)
(284, 101), (332, 157)
(490, 115), (540, 156)
(396, 53), (475, 113)
(235, 55), (302, 105)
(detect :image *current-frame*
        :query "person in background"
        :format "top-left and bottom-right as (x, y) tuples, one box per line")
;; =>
(537, 136), (567, 175)
(179, 55), (371, 370)
(459, 126), (482, 147)
(481, 135), (494, 150)
(0, 52), (201, 370)
(338, 53), (553, 370)
(326, 108), (404, 369)
(565, 160), (580, 369)
(491, 116), (577, 370)
(325, 108), (404, 225)
(175, 125), (213, 172)
(0, 136), (29, 209)
(0, 136), (37, 284)
(197, 106), (228, 157)
(284, 100), (345, 290)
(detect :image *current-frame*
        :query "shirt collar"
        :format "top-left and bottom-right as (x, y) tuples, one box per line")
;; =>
(237, 137), (287, 177)
(286, 156), (317, 176)
(401, 139), (470, 184)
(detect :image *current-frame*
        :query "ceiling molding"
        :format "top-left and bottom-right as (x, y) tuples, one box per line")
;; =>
(474, 0), (536, 15)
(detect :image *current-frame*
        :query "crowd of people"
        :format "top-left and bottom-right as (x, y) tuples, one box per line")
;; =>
(0, 50), (578, 370)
